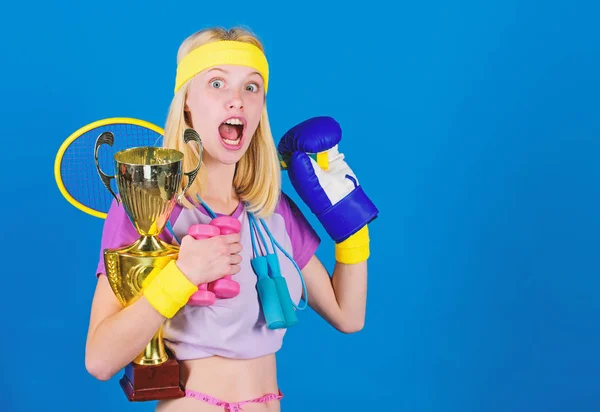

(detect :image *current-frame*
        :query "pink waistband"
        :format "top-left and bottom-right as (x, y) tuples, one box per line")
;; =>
(185, 388), (283, 412)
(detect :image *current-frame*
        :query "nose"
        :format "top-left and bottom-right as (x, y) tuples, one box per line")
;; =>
(227, 89), (243, 110)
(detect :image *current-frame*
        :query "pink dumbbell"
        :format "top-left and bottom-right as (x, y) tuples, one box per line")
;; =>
(186, 224), (221, 306)
(207, 216), (241, 299)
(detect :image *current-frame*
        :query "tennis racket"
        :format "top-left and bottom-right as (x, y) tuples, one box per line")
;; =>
(54, 117), (164, 219)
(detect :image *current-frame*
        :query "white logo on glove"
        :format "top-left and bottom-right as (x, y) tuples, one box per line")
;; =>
(309, 145), (360, 205)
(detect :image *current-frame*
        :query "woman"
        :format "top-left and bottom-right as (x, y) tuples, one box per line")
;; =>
(85, 26), (378, 411)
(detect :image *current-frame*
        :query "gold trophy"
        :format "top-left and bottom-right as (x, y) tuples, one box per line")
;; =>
(94, 128), (202, 401)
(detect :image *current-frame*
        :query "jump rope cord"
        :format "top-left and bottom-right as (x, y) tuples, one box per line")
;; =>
(247, 211), (309, 310)
(165, 220), (181, 244)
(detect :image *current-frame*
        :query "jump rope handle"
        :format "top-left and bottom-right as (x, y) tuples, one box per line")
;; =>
(253, 255), (286, 330)
(208, 216), (241, 299)
(186, 224), (221, 306)
(266, 253), (298, 328)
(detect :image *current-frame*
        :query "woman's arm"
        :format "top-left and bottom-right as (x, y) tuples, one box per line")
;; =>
(276, 116), (378, 333)
(301, 255), (367, 334)
(86, 232), (243, 381)
(85, 275), (167, 381)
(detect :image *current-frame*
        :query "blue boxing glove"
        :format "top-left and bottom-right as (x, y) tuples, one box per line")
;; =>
(278, 116), (378, 263)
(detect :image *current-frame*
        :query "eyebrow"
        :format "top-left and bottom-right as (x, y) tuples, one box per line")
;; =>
(206, 68), (228, 74)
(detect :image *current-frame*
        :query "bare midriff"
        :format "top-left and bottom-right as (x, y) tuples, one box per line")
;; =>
(155, 354), (280, 412)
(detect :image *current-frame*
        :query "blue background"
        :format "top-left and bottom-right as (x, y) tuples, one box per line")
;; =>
(1, 0), (599, 411)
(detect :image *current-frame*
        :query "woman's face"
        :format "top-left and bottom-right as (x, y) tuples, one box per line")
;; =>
(185, 64), (266, 165)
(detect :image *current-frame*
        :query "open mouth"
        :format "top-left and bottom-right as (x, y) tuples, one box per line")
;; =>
(218, 118), (244, 147)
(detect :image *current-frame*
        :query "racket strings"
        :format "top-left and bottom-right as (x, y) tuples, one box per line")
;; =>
(60, 123), (163, 215)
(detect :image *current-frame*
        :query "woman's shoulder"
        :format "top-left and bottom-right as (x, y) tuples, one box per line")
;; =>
(273, 190), (301, 217)
(271, 191), (321, 269)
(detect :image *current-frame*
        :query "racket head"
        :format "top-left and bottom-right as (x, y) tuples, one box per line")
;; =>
(54, 117), (164, 219)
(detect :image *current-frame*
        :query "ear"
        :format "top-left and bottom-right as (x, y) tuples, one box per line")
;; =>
(184, 107), (193, 127)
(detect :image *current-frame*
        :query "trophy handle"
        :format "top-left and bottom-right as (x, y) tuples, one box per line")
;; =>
(178, 128), (203, 203)
(94, 131), (120, 205)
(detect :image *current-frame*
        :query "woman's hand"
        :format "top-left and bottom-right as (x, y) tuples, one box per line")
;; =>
(277, 116), (378, 244)
(175, 233), (242, 285)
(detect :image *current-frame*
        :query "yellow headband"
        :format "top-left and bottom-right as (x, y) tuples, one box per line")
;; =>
(174, 40), (269, 94)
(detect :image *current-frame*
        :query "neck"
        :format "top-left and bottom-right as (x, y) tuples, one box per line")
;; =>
(197, 157), (239, 214)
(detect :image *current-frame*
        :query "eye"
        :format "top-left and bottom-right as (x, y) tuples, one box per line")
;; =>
(245, 82), (259, 92)
(210, 79), (224, 88)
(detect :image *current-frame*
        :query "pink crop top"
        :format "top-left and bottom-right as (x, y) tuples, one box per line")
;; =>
(96, 192), (320, 360)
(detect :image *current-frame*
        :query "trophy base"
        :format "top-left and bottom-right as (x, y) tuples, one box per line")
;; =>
(120, 349), (185, 402)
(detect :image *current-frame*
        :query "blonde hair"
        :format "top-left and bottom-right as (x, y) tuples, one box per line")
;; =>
(163, 27), (281, 218)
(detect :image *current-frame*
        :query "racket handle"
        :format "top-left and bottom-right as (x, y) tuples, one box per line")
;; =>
(186, 224), (221, 306)
(208, 216), (241, 299)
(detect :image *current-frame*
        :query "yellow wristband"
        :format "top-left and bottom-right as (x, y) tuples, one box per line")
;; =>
(143, 260), (198, 318)
(335, 225), (370, 264)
